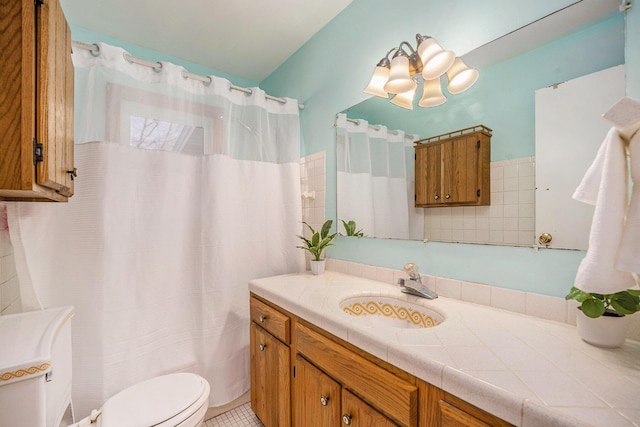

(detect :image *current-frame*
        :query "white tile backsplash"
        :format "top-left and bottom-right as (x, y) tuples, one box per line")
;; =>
(0, 205), (21, 315)
(425, 156), (536, 247)
(325, 259), (640, 341)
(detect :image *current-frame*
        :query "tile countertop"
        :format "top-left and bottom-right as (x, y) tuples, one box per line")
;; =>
(248, 271), (640, 427)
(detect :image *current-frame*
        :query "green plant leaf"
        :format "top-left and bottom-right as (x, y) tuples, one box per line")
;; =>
(565, 286), (589, 303)
(627, 289), (640, 296)
(310, 232), (320, 247)
(581, 298), (606, 318)
(610, 292), (640, 315)
(320, 220), (333, 239)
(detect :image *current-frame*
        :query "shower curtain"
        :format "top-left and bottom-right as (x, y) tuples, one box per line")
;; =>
(336, 113), (423, 240)
(6, 43), (304, 418)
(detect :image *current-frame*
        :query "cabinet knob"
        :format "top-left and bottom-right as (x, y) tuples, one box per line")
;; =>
(259, 344), (266, 351)
(320, 395), (329, 406)
(445, 194), (450, 199)
(259, 315), (267, 323)
(342, 414), (352, 425)
(434, 194), (440, 200)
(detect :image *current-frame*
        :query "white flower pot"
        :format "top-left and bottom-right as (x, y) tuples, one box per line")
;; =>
(576, 308), (631, 348)
(310, 260), (326, 275)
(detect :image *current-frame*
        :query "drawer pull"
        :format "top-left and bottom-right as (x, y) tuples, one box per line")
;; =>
(342, 414), (352, 425)
(320, 395), (329, 406)
(259, 315), (267, 323)
(259, 344), (267, 351)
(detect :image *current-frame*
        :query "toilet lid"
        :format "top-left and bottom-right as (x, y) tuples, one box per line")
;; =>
(100, 373), (207, 427)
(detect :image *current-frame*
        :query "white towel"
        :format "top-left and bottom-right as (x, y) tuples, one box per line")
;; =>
(616, 129), (640, 273)
(573, 127), (637, 294)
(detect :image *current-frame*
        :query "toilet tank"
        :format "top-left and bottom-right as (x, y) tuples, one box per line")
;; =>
(0, 306), (74, 427)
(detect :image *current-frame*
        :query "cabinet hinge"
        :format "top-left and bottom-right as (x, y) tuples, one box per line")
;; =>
(477, 140), (480, 149)
(477, 189), (481, 197)
(33, 139), (44, 164)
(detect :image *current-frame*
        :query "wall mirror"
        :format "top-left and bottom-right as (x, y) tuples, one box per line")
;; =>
(336, 0), (624, 247)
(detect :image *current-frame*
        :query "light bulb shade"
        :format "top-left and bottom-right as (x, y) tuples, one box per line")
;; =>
(446, 58), (479, 94)
(418, 78), (446, 108)
(417, 38), (455, 80)
(390, 86), (416, 110)
(363, 65), (390, 98)
(384, 55), (417, 94)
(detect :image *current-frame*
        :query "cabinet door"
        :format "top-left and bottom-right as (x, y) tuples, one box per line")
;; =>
(442, 135), (479, 205)
(36, 0), (74, 196)
(415, 143), (442, 206)
(439, 400), (491, 427)
(294, 355), (341, 427)
(250, 322), (291, 427)
(341, 389), (397, 427)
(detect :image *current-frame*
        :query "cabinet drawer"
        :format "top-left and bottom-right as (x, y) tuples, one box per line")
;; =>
(295, 322), (417, 427)
(250, 296), (290, 344)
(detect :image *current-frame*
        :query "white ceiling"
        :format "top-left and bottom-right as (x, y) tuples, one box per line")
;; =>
(59, 0), (353, 83)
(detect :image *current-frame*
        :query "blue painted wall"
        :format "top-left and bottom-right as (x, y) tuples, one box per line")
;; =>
(261, 0), (634, 298)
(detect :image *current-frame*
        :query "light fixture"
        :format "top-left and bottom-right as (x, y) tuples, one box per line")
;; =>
(363, 33), (478, 109)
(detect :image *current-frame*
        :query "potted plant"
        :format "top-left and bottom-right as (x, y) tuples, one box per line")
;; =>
(340, 219), (365, 237)
(565, 286), (640, 348)
(296, 220), (337, 275)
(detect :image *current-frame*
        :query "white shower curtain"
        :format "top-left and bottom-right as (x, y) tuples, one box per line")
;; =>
(336, 113), (423, 239)
(6, 43), (304, 418)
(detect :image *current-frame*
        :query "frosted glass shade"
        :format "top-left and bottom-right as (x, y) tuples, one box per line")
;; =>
(363, 66), (390, 98)
(418, 78), (446, 107)
(446, 58), (479, 94)
(417, 38), (455, 80)
(390, 86), (416, 110)
(384, 55), (416, 94)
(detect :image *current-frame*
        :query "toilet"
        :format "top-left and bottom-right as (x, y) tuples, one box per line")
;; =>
(72, 372), (210, 427)
(0, 307), (210, 427)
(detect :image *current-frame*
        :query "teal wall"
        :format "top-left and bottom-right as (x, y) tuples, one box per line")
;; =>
(628, 2), (640, 98)
(261, 0), (634, 298)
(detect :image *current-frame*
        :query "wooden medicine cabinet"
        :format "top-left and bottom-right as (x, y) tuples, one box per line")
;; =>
(414, 125), (491, 207)
(0, 0), (75, 202)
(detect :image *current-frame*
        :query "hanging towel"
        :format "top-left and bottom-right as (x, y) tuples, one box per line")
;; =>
(616, 129), (640, 273)
(573, 127), (637, 294)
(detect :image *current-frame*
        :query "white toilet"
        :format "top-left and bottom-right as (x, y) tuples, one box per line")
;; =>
(0, 307), (210, 427)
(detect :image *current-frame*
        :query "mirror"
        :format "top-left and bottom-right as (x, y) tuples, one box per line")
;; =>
(336, 0), (624, 244)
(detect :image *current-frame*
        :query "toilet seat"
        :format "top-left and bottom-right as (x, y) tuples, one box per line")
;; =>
(75, 373), (210, 427)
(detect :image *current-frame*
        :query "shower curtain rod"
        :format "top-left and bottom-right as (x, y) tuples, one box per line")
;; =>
(71, 41), (304, 110)
(344, 117), (413, 138)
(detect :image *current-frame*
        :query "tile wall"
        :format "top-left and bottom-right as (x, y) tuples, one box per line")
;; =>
(0, 205), (21, 315)
(300, 151), (326, 267)
(325, 258), (640, 341)
(424, 157), (536, 246)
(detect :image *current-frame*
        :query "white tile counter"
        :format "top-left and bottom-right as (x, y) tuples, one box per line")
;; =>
(249, 271), (640, 427)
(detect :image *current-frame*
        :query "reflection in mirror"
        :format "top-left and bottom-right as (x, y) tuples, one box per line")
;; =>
(335, 114), (423, 239)
(336, 0), (624, 245)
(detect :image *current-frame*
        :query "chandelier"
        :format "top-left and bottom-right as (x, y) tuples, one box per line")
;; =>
(363, 34), (479, 109)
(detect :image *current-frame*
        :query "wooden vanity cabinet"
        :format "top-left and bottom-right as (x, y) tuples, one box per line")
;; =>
(249, 296), (291, 427)
(249, 293), (513, 427)
(415, 126), (491, 207)
(0, 0), (75, 202)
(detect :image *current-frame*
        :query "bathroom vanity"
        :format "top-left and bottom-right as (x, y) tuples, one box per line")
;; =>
(249, 271), (640, 427)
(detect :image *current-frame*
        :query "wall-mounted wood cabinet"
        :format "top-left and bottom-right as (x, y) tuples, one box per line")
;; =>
(415, 126), (491, 207)
(0, 0), (75, 202)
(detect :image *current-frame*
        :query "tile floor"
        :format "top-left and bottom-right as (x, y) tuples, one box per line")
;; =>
(204, 403), (264, 427)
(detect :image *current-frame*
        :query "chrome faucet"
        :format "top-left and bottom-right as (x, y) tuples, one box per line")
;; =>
(397, 263), (438, 299)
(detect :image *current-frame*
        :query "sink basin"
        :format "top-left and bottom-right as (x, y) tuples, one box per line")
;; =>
(340, 296), (444, 329)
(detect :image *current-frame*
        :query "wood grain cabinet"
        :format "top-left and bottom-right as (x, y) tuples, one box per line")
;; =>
(414, 126), (491, 207)
(249, 297), (291, 427)
(249, 293), (513, 427)
(0, 0), (75, 202)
